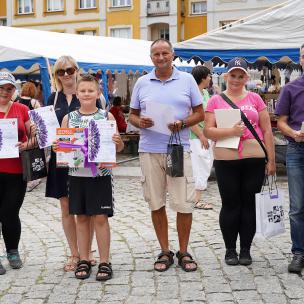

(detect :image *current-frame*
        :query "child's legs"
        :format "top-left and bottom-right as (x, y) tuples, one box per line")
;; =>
(94, 215), (110, 263)
(76, 215), (91, 261)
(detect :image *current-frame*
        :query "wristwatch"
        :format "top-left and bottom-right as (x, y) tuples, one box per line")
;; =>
(181, 120), (187, 129)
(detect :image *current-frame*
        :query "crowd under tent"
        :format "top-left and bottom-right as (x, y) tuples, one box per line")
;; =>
(174, 0), (304, 67)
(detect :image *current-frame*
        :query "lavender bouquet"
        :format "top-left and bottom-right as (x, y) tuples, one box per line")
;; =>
(88, 120), (100, 162)
(29, 111), (48, 148)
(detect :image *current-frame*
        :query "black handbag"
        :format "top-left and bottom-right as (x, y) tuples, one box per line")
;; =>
(220, 93), (268, 162)
(21, 127), (47, 182)
(166, 129), (184, 177)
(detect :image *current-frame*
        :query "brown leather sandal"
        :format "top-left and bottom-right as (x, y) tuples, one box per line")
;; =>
(63, 255), (79, 272)
(176, 251), (197, 272)
(154, 250), (174, 272)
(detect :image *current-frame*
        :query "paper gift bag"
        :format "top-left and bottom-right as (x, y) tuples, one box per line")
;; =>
(21, 148), (47, 182)
(255, 188), (285, 238)
(166, 130), (184, 177)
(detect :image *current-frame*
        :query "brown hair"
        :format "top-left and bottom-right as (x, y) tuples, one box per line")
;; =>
(21, 82), (37, 98)
(76, 74), (100, 90)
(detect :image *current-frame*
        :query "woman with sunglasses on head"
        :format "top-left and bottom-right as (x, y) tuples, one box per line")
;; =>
(46, 55), (96, 272)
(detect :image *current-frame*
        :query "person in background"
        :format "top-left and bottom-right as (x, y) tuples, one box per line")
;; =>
(129, 39), (204, 272)
(190, 66), (213, 210)
(275, 43), (304, 274)
(19, 81), (41, 192)
(0, 72), (34, 275)
(45, 55), (96, 272)
(204, 57), (275, 266)
(110, 96), (127, 133)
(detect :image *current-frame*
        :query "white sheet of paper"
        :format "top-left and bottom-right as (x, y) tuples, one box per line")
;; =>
(145, 102), (175, 135)
(29, 105), (60, 148)
(88, 120), (116, 164)
(0, 118), (19, 159)
(214, 109), (241, 149)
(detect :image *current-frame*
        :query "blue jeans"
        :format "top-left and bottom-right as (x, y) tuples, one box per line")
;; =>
(286, 142), (304, 255)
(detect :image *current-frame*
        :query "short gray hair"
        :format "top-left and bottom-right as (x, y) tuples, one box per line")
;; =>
(150, 39), (173, 54)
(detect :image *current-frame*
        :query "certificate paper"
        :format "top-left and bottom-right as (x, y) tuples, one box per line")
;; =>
(145, 102), (175, 135)
(0, 118), (19, 159)
(88, 120), (116, 166)
(56, 128), (85, 168)
(214, 109), (241, 149)
(29, 106), (60, 148)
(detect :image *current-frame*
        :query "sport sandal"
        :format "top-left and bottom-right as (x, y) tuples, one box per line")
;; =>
(154, 250), (174, 272)
(176, 251), (197, 272)
(74, 260), (92, 280)
(96, 262), (113, 281)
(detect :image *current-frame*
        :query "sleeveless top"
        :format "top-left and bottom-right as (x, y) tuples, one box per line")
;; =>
(68, 109), (111, 177)
(19, 97), (37, 110)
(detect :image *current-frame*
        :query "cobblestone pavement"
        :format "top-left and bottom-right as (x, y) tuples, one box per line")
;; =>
(0, 174), (304, 304)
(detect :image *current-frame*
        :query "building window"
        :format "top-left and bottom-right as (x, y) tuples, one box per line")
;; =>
(78, 30), (96, 35)
(79, 0), (96, 9)
(0, 19), (7, 26)
(110, 0), (131, 7)
(110, 27), (131, 39)
(17, 0), (34, 14)
(160, 28), (169, 40)
(191, 1), (206, 15)
(47, 0), (64, 11)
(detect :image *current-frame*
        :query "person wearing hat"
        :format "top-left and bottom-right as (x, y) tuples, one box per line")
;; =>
(204, 58), (276, 266)
(0, 72), (34, 275)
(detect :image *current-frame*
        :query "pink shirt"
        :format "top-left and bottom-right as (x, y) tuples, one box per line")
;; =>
(206, 92), (266, 157)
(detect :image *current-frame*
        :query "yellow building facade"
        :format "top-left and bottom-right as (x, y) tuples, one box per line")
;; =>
(0, 0), (7, 25)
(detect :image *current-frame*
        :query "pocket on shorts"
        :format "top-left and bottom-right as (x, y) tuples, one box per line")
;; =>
(140, 175), (151, 203)
(186, 176), (195, 203)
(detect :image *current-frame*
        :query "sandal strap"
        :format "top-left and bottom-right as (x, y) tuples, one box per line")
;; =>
(76, 260), (91, 269)
(97, 263), (112, 275)
(157, 250), (174, 260)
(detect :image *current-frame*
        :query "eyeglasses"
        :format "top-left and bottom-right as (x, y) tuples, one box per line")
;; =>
(56, 67), (76, 77)
(0, 86), (14, 93)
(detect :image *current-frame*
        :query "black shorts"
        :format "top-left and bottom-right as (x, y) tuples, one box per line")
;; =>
(69, 175), (114, 216)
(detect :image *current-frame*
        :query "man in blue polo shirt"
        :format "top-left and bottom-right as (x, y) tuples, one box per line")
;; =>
(129, 39), (204, 272)
(276, 43), (304, 274)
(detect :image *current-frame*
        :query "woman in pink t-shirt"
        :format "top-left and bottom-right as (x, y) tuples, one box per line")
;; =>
(204, 58), (275, 266)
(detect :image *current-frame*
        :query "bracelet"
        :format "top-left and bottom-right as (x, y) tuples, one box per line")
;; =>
(181, 120), (187, 129)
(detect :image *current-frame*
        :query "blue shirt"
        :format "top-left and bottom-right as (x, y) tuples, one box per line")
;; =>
(130, 67), (202, 153)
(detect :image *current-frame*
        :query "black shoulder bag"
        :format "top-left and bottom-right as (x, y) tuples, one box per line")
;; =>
(220, 93), (268, 162)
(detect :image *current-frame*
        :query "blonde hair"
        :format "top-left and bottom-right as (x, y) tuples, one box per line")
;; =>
(53, 55), (79, 91)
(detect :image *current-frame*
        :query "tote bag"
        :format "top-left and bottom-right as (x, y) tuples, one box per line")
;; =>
(166, 130), (184, 177)
(255, 179), (285, 238)
(21, 126), (47, 182)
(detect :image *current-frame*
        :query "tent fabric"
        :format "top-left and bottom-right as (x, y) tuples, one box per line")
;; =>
(174, 0), (303, 63)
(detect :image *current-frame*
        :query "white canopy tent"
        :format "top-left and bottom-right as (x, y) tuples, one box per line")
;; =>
(174, 0), (304, 65)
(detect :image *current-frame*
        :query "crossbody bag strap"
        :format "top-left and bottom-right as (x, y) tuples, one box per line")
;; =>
(220, 93), (268, 162)
(3, 101), (13, 119)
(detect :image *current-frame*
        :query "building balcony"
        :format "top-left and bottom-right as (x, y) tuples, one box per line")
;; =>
(147, 0), (170, 17)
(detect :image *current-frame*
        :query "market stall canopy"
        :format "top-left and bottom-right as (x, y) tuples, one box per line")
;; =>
(174, 0), (303, 64)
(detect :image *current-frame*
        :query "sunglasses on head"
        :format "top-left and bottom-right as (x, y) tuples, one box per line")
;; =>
(56, 67), (76, 76)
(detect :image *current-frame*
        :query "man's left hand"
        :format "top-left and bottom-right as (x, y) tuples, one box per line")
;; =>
(168, 120), (183, 133)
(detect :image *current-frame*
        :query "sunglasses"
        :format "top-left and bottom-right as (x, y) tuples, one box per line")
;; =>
(56, 67), (76, 77)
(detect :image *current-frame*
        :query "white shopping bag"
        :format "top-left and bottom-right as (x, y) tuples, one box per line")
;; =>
(255, 188), (285, 238)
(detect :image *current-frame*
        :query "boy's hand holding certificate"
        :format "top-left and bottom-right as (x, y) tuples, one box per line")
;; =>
(0, 118), (19, 159)
(88, 120), (116, 167)
(29, 106), (60, 148)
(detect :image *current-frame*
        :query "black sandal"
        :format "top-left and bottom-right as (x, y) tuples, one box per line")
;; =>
(74, 260), (92, 280)
(176, 251), (197, 272)
(96, 262), (113, 281)
(154, 250), (174, 272)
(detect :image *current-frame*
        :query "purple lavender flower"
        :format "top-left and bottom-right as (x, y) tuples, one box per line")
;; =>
(89, 120), (100, 161)
(0, 128), (3, 151)
(29, 111), (48, 148)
